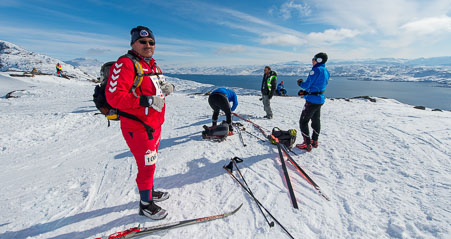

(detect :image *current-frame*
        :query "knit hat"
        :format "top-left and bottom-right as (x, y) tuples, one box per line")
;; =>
(130, 26), (155, 45)
(313, 52), (328, 64)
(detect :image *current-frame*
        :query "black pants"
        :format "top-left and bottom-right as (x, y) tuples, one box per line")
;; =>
(208, 93), (231, 126)
(299, 101), (322, 144)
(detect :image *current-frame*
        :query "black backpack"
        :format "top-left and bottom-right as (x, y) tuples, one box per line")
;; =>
(270, 127), (297, 149)
(92, 53), (162, 140)
(202, 122), (230, 141)
(93, 61), (116, 120)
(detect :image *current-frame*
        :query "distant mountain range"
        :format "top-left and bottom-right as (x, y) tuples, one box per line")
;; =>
(163, 57), (451, 87)
(1, 40), (450, 86)
(64, 58), (104, 78)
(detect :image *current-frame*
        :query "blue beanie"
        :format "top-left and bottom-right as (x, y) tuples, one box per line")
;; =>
(130, 26), (155, 45)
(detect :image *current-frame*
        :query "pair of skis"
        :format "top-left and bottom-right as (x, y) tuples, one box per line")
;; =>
(95, 204), (242, 239)
(233, 113), (330, 206)
(224, 157), (295, 239)
(280, 143), (330, 201)
(232, 122), (267, 143)
(232, 122), (247, 147)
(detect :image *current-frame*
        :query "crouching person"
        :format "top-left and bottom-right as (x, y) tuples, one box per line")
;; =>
(208, 88), (238, 135)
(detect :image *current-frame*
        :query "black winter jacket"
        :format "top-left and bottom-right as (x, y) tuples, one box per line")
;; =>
(261, 71), (277, 97)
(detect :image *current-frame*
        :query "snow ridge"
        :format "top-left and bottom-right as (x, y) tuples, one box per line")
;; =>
(0, 40), (94, 81)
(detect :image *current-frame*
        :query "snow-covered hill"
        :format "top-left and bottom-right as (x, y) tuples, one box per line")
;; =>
(0, 40), (95, 81)
(0, 72), (450, 239)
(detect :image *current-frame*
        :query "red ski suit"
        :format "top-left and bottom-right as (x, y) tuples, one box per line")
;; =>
(105, 50), (165, 195)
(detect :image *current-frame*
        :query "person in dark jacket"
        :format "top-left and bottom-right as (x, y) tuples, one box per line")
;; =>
(208, 88), (238, 135)
(261, 66), (277, 119)
(296, 52), (330, 152)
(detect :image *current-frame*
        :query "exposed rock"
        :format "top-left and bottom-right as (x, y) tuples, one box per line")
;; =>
(351, 96), (377, 102)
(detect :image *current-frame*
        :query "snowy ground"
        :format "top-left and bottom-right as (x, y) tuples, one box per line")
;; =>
(0, 72), (450, 239)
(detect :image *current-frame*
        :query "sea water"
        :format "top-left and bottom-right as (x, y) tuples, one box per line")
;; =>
(167, 74), (451, 110)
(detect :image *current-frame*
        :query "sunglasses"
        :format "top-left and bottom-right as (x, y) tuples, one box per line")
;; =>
(138, 40), (155, 46)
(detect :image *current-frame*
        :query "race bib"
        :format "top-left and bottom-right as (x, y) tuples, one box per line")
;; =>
(144, 149), (158, 166)
(150, 75), (165, 98)
(150, 75), (166, 83)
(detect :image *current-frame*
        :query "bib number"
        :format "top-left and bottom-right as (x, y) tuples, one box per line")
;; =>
(144, 149), (158, 166)
(150, 75), (166, 98)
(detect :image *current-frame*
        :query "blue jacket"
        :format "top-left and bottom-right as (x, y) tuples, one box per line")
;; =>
(212, 88), (238, 111)
(299, 63), (329, 104)
(277, 83), (284, 92)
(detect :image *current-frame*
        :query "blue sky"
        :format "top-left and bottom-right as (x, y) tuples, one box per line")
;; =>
(0, 0), (450, 67)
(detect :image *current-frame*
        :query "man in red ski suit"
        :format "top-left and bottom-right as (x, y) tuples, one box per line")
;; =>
(105, 26), (174, 220)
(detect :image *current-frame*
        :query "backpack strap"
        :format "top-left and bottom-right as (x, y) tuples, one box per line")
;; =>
(155, 64), (162, 74)
(111, 53), (159, 140)
(121, 53), (162, 98)
(117, 110), (155, 140)
(272, 127), (281, 133)
(307, 90), (325, 95)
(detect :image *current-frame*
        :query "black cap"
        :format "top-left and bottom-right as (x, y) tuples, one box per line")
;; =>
(313, 52), (328, 64)
(130, 26), (155, 45)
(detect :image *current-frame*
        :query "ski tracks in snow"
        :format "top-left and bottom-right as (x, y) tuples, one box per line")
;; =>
(1, 76), (450, 238)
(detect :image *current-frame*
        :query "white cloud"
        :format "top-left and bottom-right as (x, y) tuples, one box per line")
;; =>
(279, 0), (311, 20)
(214, 45), (247, 54)
(307, 29), (360, 44)
(86, 48), (112, 55)
(380, 16), (451, 50)
(260, 34), (306, 46)
(301, 0), (451, 35)
(400, 16), (451, 35)
(216, 7), (303, 36)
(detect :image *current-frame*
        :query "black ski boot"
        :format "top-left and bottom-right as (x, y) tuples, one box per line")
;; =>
(139, 200), (168, 220)
(152, 190), (170, 202)
(228, 124), (234, 136)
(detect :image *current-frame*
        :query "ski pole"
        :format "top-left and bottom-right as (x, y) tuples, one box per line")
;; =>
(241, 129), (267, 142)
(236, 128), (247, 147)
(233, 113), (269, 138)
(272, 136), (299, 209)
(233, 122), (266, 143)
(231, 157), (273, 227)
(223, 166), (295, 239)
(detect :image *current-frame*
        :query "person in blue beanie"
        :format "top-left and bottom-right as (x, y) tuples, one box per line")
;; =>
(296, 52), (330, 151)
(208, 88), (238, 135)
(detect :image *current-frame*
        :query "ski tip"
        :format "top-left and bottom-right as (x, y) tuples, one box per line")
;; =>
(233, 203), (243, 214)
